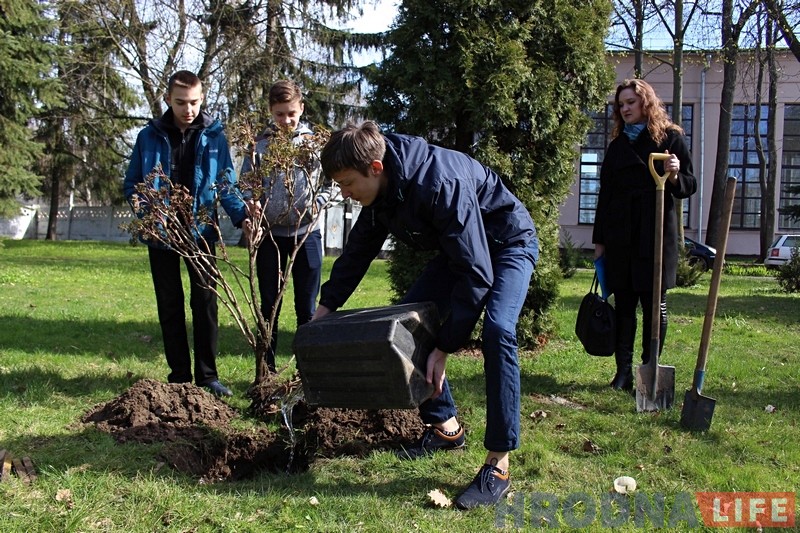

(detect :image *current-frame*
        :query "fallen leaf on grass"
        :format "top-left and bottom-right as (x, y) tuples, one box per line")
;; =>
(582, 440), (602, 454)
(427, 489), (452, 508)
(55, 488), (74, 508)
(529, 410), (548, 421)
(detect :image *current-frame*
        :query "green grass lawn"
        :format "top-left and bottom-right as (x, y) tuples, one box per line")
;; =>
(1, 239), (798, 532)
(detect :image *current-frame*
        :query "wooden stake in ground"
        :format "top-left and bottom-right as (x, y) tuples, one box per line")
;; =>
(0, 450), (37, 484)
(0, 449), (11, 482)
(17, 456), (37, 483)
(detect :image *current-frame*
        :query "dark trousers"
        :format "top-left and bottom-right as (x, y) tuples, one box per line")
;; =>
(256, 230), (322, 371)
(148, 245), (219, 386)
(614, 288), (668, 364)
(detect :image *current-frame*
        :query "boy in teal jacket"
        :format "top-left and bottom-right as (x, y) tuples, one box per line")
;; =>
(124, 70), (248, 397)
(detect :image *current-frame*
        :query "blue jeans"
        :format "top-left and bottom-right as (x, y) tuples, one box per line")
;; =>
(401, 238), (538, 452)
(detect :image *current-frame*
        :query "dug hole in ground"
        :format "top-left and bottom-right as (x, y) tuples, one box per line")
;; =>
(81, 377), (425, 482)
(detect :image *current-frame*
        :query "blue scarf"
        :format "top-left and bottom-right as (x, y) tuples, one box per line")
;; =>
(623, 123), (646, 142)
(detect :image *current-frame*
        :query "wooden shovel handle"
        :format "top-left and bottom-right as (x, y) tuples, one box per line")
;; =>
(648, 153), (675, 191)
(648, 152), (676, 355)
(694, 177), (738, 380)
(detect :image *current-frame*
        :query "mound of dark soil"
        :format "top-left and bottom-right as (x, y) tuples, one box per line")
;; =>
(82, 378), (425, 482)
(82, 379), (237, 436)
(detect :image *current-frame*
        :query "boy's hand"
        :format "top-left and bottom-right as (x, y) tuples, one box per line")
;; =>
(426, 348), (449, 399)
(242, 218), (262, 246)
(245, 199), (261, 219)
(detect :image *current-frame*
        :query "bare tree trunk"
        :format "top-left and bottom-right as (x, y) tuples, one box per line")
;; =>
(46, 166), (60, 241)
(634, 0), (644, 77)
(707, 51), (737, 247)
(45, 119), (68, 241)
(706, 0), (759, 247)
(754, 28), (769, 259)
(672, 0), (686, 245)
(759, 18), (779, 259)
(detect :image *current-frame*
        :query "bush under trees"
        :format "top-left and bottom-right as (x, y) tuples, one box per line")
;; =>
(776, 248), (800, 293)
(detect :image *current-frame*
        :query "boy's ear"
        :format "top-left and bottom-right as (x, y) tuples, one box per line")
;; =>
(370, 160), (384, 174)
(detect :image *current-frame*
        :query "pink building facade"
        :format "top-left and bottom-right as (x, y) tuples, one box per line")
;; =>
(559, 51), (800, 256)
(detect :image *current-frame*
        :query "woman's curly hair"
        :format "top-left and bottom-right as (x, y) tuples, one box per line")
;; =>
(611, 78), (683, 144)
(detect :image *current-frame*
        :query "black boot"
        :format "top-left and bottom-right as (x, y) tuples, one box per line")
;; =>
(610, 352), (633, 391)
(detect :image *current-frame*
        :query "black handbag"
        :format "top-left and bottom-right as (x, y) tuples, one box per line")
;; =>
(575, 273), (616, 357)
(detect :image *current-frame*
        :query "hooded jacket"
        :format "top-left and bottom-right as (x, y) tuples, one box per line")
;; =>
(319, 133), (537, 353)
(123, 110), (247, 247)
(239, 124), (332, 238)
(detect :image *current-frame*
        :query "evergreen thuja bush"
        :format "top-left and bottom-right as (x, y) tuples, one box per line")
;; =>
(776, 248), (800, 293)
(386, 238), (437, 303)
(559, 231), (580, 279)
(676, 245), (704, 287)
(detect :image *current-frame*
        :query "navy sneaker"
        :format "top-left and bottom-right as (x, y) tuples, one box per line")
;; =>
(395, 425), (465, 460)
(204, 380), (233, 398)
(454, 464), (511, 510)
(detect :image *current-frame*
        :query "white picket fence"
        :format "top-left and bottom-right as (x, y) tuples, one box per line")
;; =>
(2, 202), (391, 256)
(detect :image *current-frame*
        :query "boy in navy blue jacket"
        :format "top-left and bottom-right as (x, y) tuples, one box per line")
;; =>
(314, 121), (539, 509)
(124, 70), (249, 398)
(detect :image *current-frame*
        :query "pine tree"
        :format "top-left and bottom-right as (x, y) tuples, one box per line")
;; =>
(369, 0), (614, 347)
(212, 0), (382, 127)
(0, 0), (62, 217)
(34, 0), (141, 238)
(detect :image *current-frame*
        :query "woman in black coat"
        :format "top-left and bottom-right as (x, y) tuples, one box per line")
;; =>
(592, 79), (697, 391)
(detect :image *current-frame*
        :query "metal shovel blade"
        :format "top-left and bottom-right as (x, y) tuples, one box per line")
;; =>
(680, 389), (716, 431)
(635, 361), (675, 412)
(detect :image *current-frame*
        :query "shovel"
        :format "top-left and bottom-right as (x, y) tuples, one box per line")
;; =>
(680, 176), (737, 431)
(635, 153), (676, 412)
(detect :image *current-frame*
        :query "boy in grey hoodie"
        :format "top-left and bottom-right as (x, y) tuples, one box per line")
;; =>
(240, 80), (333, 372)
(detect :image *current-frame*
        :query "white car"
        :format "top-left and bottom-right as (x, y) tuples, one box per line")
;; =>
(764, 235), (800, 268)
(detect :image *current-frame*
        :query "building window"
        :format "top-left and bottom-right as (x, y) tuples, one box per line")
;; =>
(728, 104), (769, 229)
(578, 104), (613, 224)
(779, 104), (800, 230)
(578, 104), (694, 226)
